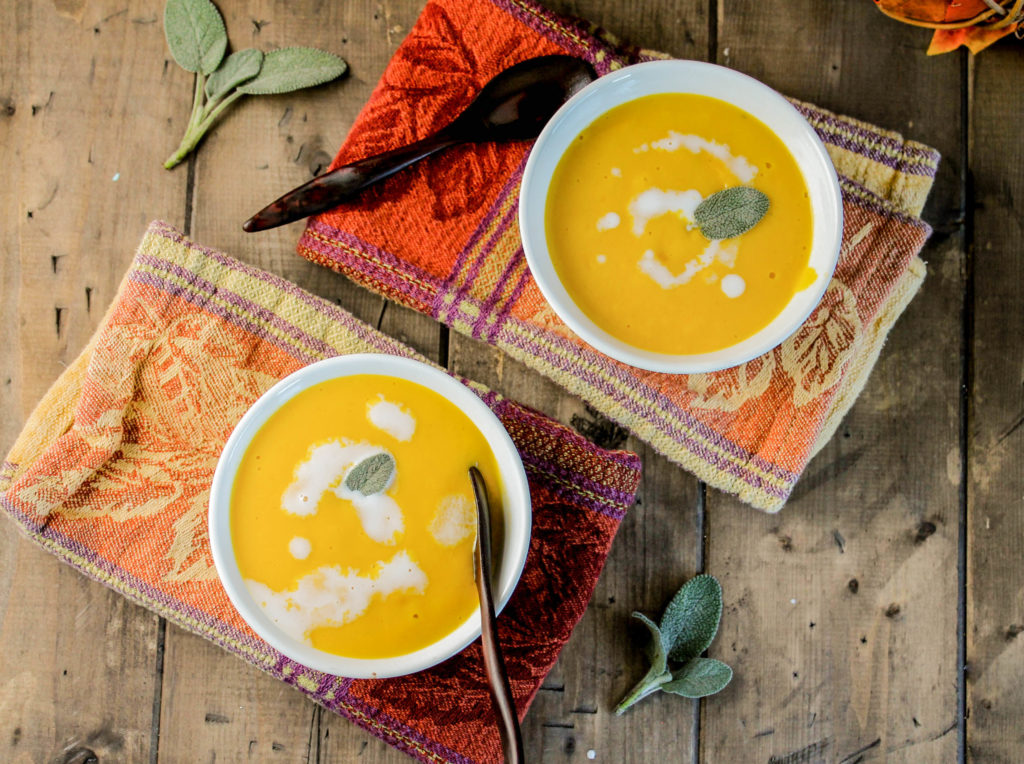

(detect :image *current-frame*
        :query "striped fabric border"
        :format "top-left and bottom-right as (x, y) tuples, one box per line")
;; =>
(303, 158), (927, 509)
(1, 225), (643, 764)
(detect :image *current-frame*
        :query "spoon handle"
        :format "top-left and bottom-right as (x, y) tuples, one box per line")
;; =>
(469, 466), (525, 764)
(243, 131), (461, 232)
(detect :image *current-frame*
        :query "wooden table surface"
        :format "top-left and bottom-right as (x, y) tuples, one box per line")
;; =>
(1, 1), (1021, 762)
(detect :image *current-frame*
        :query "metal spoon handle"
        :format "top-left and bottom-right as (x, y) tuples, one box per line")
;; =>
(242, 130), (461, 232)
(469, 466), (525, 764)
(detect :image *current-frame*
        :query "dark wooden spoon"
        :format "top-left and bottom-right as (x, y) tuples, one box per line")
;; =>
(242, 55), (596, 232)
(469, 466), (525, 764)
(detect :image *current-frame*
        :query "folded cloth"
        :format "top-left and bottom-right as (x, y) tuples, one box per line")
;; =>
(0, 222), (641, 764)
(296, 0), (940, 511)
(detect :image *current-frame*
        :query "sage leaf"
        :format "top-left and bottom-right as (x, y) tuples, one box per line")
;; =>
(662, 658), (733, 698)
(661, 573), (723, 662)
(344, 453), (395, 496)
(238, 47), (347, 95)
(632, 611), (667, 674)
(164, 0), (227, 75)
(205, 49), (264, 103)
(613, 613), (672, 715)
(694, 186), (770, 240)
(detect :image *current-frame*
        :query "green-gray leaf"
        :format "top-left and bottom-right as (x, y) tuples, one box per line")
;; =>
(164, 0), (227, 75)
(344, 453), (395, 496)
(694, 186), (770, 240)
(205, 49), (263, 102)
(661, 574), (723, 662)
(632, 611), (667, 675)
(662, 658), (733, 698)
(237, 47), (347, 95)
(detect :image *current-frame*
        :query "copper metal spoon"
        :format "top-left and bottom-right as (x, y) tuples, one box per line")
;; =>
(469, 466), (525, 764)
(242, 55), (596, 232)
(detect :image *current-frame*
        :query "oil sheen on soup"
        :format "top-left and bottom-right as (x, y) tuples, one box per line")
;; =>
(545, 93), (815, 355)
(231, 374), (503, 659)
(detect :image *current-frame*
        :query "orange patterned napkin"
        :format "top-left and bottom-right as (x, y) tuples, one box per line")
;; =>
(296, 0), (939, 511)
(0, 222), (642, 764)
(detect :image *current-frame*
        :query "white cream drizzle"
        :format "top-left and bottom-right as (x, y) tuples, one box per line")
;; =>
(596, 212), (620, 232)
(281, 441), (404, 545)
(636, 132), (758, 182)
(638, 241), (738, 290)
(245, 551), (427, 645)
(367, 397), (416, 442)
(720, 274), (746, 298)
(428, 494), (476, 547)
(289, 536), (312, 560)
(629, 188), (703, 236)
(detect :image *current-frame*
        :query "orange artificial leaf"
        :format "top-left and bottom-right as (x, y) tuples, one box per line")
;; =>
(928, 23), (1019, 54)
(874, 0), (1022, 54)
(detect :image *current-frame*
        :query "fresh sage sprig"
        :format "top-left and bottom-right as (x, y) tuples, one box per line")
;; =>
(694, 186), (770, 240)
(345, 453), (396, 496)
(162, 0), (347, 169)
(614, 574), (732, 714)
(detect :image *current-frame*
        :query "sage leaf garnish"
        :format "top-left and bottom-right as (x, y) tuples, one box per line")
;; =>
(237, 48), (348, 96)
(662, 657), (733, 698)
(205, 49), (264, 103)
(661, 574), (723, 661)
(162, 0), (347, 169)
(614, 574), (732, 715)
(164, 0), (227, 75)
(344, 453), (396, 496)
(694, 186), (770, 240)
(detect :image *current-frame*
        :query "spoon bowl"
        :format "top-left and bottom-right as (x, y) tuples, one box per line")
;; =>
(243, 55), (596, 232)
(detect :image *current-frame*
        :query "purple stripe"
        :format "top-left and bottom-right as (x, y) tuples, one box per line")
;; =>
(144, 225), (426, 365)
(136, 253), (339, 361)
(302, 225), (437, 309)
(796, 103), (941, 165)
(0, 493), (277, 660)
(0, 493), (482, 764)
(324, 687), (474, 764)
(490, 321), (798, 496)
(487, 0), (627, 74)
(491, 312), (795, 485)
(445, 152), (530, 281)
(794, 103), (940, 178)
(150, 222), (431, 347)
(840, 178), (933, 234)
(519, 452), (628, 519)
(128, 271), (319, 366)
(470, 244), (524, 339)
(484, 256), (531, 344)
(448, 194), (522, 325)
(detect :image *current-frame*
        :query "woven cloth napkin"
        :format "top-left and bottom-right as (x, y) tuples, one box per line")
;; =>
(0, 222), (641, 764)
(296, 0), (940, 511)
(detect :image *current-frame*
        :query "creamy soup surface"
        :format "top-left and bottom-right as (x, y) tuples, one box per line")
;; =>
(231, 374), (502, 659)
(545, 93), (815, 355)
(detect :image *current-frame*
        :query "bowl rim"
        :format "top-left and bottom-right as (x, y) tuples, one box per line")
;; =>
(208, 353), (532, 678)
(519, 59), (844, 374)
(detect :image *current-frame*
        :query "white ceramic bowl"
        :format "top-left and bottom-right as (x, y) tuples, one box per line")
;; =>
(519, 59), (843, 374)
(209, 354), (532, 678)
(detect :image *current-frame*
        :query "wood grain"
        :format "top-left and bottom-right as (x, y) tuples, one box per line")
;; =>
(156, 1), (430, 761)
(701, 2), (966, 761)
(0, 1), (186, 761)
(6, 0), (1023, 761)
(966, 47), (1024, 763)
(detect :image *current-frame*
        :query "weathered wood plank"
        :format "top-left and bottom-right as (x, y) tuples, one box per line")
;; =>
(0, 1), (188, 762)
(441, 1), (712, 755)
(158, 2), (441, 761)
(701, 2), (964, 761)
(966, 46), (1024, 763)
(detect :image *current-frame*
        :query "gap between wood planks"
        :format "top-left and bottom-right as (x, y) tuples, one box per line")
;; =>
(956, 48), (974, 764)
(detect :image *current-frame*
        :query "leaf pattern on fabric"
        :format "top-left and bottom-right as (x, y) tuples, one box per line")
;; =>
(686, 353), (776, 413)
(780, 281), (862, 407)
